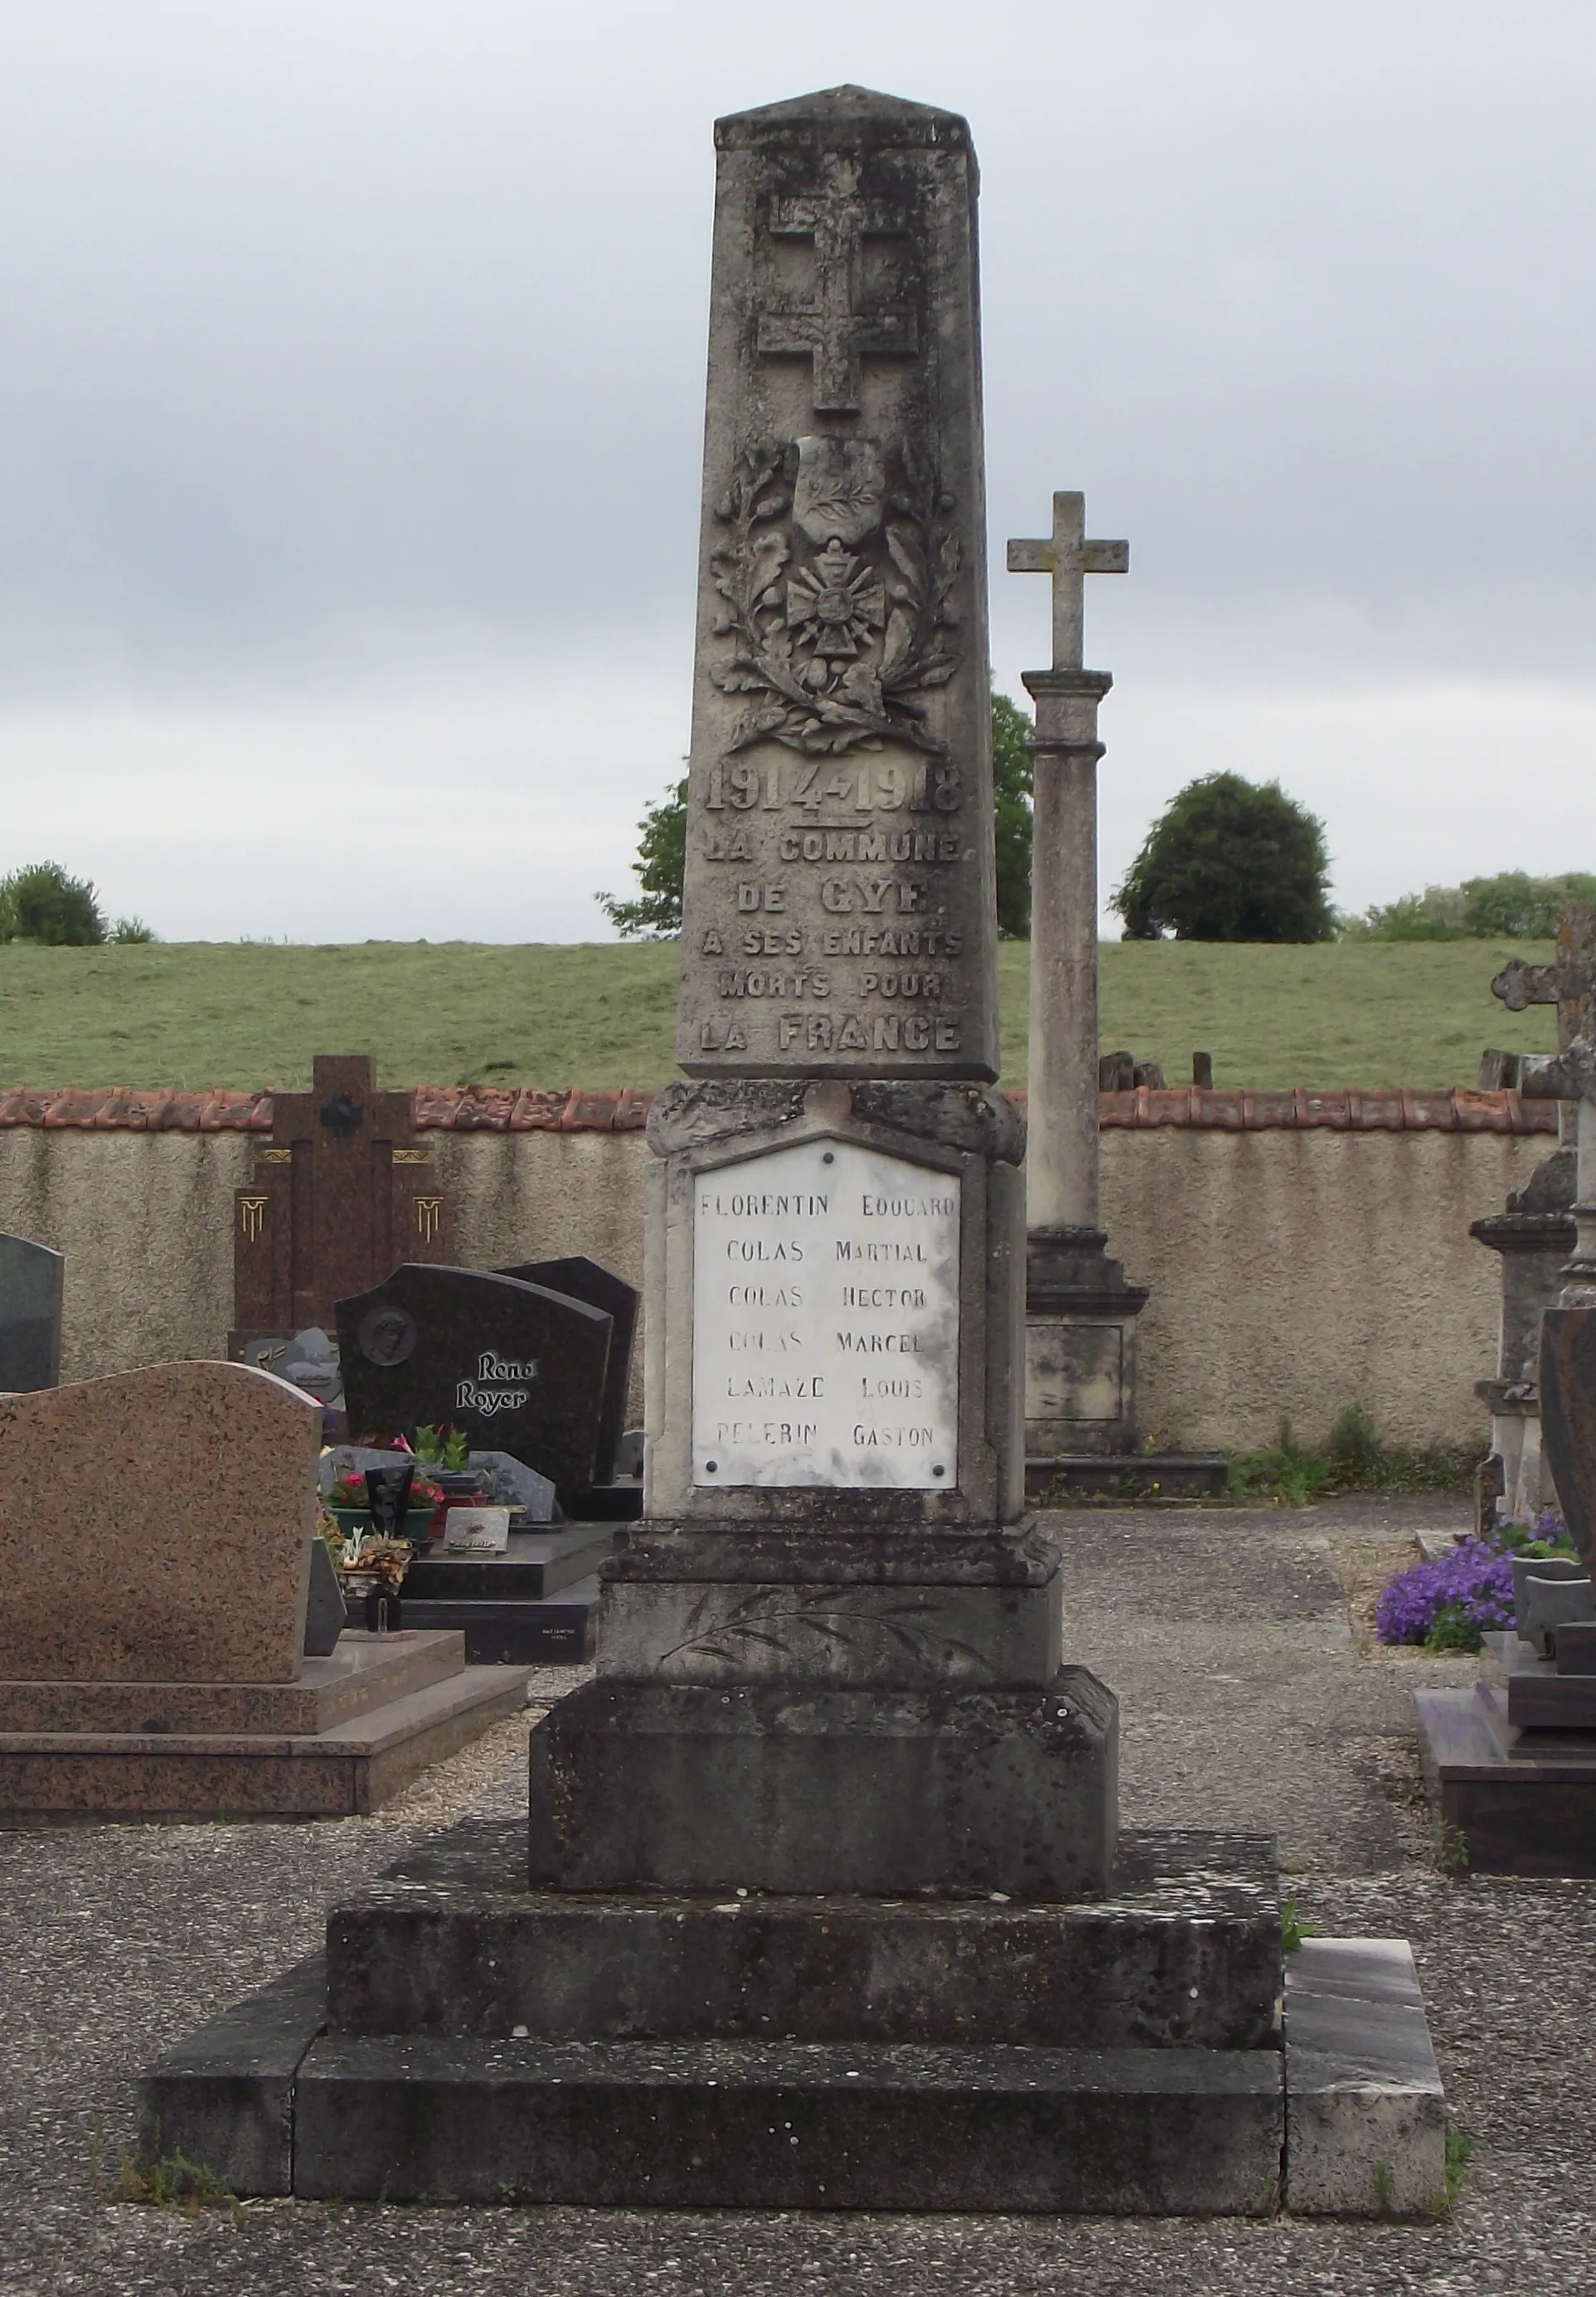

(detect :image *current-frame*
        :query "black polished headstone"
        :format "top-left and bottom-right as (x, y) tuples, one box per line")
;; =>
(496, 1256), (638, 1485)
(303, 1537), (347, 1657)
(1541, 1308), (1596, 1574)
(336, 1264), (612, 1500)
(0, 1231), (63, 1392)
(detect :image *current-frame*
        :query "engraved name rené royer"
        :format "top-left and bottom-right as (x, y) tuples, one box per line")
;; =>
(454, 1349), (537, 1417)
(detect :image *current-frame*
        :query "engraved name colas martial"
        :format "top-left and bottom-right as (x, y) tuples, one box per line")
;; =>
(677, 90), (998, 1081)
(691, 1136), (960, 1489)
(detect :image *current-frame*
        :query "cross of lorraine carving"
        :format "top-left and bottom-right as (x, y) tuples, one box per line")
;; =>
(755, 158), (918, 414)
(1007, 492), (1128, 673)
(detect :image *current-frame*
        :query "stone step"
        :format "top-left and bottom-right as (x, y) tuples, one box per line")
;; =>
(327, 1820), (1281, 2049)
(402, 1526), (615, 1601)
(289, 2031), (1285, 2212)
(1026, 1454), (1229, 1501)
(400, 1581), (598, 1666)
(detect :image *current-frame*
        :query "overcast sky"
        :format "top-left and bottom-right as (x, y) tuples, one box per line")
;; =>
(0, 0), (1592, 940)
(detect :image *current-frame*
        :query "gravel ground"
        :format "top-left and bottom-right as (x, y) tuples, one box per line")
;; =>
(2, 1497), (1592, 2297)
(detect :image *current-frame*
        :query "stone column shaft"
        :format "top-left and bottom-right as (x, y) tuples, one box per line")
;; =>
(1022, 669), (1111, 1237)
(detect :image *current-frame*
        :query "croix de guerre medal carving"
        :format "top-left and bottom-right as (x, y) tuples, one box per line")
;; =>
(708, 435), (960, 756)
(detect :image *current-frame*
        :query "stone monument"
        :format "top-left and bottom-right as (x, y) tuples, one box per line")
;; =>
(230, 1054), (451, 1369)
(1007, 491), (1147, 1461)
(142, 85), (1444, 2216)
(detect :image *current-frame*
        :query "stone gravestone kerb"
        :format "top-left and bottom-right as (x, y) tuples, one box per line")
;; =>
(0, 1231), (64, 1394)
(0, 1361), (322, 1683)
(335, 1265), (612, 1501)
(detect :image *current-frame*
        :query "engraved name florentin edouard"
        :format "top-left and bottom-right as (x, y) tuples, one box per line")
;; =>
(691, 1139), (959, 1489)
(454, 1348), (538, 1418)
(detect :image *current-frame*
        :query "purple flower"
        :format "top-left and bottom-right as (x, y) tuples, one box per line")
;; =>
(1375, 1537), (1516, 1646)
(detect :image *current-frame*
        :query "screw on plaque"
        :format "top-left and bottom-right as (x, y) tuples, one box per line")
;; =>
(319, 1091), (364, 1140)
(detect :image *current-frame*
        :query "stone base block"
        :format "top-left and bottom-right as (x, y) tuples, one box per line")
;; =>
(1417, 1685), (1596, 1875)
(288, 2032), (1283, 2211)
(1283, 1940), (1447, 2217)
(143, 1955), (327, 2196)
(527, 1669), (1117, 1897)
(0, 1629), (467, 1736)
(0, 1660), (531, 1818)
(402, 1526), (614, 1602)
(327, 1820), (1280, 2048)
(1026, 1453), (1230, 1501)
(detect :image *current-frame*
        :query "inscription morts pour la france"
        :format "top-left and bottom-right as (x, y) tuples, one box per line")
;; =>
(677, 87), (997, 1080)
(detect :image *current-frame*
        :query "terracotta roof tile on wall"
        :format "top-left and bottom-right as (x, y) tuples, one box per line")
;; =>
(0, 1083), (1557, 1134)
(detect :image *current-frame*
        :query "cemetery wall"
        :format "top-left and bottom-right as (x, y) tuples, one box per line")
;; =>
(0, 1086), (1556, 1451)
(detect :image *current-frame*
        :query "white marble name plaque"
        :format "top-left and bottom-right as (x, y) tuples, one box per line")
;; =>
(691, 1137), (959, 1489)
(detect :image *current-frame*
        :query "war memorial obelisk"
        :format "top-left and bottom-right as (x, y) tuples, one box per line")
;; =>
(144, 87), (1447, 2218)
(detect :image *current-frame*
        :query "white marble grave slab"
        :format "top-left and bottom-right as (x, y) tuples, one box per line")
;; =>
(691, 1137), (959, 1489)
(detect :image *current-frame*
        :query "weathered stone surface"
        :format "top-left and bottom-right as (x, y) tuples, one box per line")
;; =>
(1283, 1939), (1446, 2217)
(291, 2032), (1283, 2211)
(599, 1522), (1065, 1688)
(676, 87), (997, 1081)
(328, 1821), (1280, 2048)
(0, 1360), (320, 1684)
(526, 1670), (1117, 1897)
(141, 1953), (327, 2199)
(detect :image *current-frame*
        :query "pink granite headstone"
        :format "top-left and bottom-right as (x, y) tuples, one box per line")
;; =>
(0, 1361), (322, 1683)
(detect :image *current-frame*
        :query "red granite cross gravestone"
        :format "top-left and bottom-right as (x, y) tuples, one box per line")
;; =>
(230, 1054), (451, 1364)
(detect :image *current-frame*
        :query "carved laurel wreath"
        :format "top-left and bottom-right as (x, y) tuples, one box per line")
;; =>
(708, 441), (961, 757)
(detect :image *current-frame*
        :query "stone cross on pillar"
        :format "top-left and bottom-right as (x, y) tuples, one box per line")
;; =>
(1007, 491), (1130, 678)
(1006, 491), (1145, 1463)
(1495, 908), (1596, 1306)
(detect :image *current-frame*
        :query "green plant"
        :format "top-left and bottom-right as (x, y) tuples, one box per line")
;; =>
(1373, 2161), (1395, 2212)
(111, 915), (158, 944)
(1437, 2122), (1474, 2214)
(1225, 1423), (1336, 1506)
(1113, 773), (1335, 944)
(1436, 1819), (1470, 1877)
(412, 1425), (469, 1470)
(1423, 1601), (1485, 1654)
(116, 2143), (237, 2216)
(596, 774), (688, 940)
(1280, 1899), (1312, 1954)
(0, 861), (107, 946)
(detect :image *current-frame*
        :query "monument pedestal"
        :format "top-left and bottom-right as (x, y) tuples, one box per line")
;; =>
(1024, 1221), (1149, 1459)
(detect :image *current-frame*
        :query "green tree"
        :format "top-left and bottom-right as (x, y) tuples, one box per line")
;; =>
(991, 691), (1033, 940)
(596, 776), (688, 939)
(599, 695), (1036, 940)
(1113, 772), (1335, 942)
(1347, 870), (1596, 941)
(0, 862), (107, 946)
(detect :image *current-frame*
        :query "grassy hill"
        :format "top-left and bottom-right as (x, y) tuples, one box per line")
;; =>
(0, 937), (1557, 1093)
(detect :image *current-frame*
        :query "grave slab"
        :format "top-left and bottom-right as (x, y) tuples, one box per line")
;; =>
(1283, 1939), (1447, 2217)
(1416, 1683), (1596, 1875)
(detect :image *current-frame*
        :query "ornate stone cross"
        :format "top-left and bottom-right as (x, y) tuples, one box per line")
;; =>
(756, 158), (919, 413)
(1007, 492), (1128, 672)
(1494, 908), (1596, 1305)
